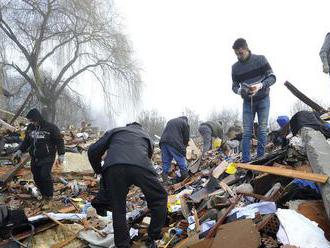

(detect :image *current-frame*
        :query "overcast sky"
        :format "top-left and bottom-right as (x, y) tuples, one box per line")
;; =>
(102, 0), (330, 125)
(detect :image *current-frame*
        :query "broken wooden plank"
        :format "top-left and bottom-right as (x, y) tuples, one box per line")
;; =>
(0, 155), (30, 188)
(206, 194), (242, 239)
(236, 163), (329, 183)
(212, 161), (228, 178)
(0, 118), (15, 132)
(284, 81), (327, 114)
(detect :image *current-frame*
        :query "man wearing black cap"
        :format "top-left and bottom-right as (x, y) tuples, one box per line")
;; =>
(13, 108), (65, 205)
(231, 38), (276, 162)
(88, 122), (167, 248)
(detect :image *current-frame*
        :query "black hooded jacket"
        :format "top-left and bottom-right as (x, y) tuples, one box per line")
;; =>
(19, 109), (65, 159)
(88, 123), (155, 174)
(159, 117), (190, 156)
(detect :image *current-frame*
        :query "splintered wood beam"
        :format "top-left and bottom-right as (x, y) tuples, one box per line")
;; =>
(284, 81), (327, 114)
(236, 163), (329, 184)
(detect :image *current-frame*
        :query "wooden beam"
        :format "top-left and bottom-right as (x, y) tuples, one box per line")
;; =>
(236, 163), (329, 184)
(284, 81), (327, 114)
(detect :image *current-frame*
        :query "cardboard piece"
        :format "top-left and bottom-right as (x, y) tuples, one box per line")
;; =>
(211, 219), (261, 248)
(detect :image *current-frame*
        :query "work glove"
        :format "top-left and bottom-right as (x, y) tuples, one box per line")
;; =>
(249, 83), (263, 95)
(13, 150), (22, 160)
(57, 154), (65, 164)
(238, 86), (250, 98)
(323, 64), (330, 74)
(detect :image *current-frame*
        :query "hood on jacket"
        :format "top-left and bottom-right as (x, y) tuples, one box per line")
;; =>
(179, 116), (188, 122)
(126, 122), (142, 128)
(26, 108), (43, 122)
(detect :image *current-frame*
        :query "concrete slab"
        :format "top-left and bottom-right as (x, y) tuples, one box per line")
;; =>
(301, 127), (330, 219)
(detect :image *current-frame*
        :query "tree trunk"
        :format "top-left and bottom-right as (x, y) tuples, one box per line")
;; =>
(40, 96), (57, 123)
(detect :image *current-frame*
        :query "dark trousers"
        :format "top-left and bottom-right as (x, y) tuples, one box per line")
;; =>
(31, 156), (55, 198)
(103, 165), (168, 248)
(91, 177), (113, 216)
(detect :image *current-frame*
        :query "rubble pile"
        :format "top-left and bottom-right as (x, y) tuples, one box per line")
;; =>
(0, 81), (330, 247)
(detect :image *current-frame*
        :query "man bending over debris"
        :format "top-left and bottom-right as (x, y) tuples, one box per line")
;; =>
(231, 38), (276, 162)
(198, 120), (223, 157)
(160, 116), (190, 185)
(13, 108), (65, 207)
(88, 122), (167, 248)
(320, 32), (330, 75)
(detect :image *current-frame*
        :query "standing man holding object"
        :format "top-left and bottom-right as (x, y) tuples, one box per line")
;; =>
(231, 38), (276, 162)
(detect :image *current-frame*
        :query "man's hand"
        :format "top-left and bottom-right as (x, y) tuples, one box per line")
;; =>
(12, 150), (22, 160)
(249, 83), (263, 95)
(57, 155), (65, 165)
(323, 64), (330, 74)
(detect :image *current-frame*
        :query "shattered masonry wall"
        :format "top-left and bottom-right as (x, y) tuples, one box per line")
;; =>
(301, 127), (330, 219)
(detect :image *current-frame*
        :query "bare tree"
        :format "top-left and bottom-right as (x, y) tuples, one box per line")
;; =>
(5, 74), (90, 127)
(138, 110), (166, 141)
(0, 0), (141, 122)
(207, 109), (240, 133)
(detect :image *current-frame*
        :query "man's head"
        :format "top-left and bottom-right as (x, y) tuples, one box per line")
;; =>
(232, 38), (250, 61)
(26, 108), (43, 126)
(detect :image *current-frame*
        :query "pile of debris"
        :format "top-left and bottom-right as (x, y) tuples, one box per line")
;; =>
(0, 82), (329, 247)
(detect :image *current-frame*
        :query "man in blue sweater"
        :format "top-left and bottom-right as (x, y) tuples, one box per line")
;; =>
(231, 38), (276, 162)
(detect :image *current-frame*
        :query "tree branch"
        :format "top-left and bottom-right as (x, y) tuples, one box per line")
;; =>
(55, 60), (107, 99)
(37, 36), (75, 67)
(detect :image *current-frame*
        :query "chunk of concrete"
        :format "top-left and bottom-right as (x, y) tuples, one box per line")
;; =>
(300, 127), (330, 219)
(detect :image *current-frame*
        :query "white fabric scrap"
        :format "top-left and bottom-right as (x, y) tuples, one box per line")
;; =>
(276, 208), (330, 248)
(79, 224), (115, 248)
(229, 201), (276, 219)
(130, 228), (139, 239)
(28, 213), (86, 222)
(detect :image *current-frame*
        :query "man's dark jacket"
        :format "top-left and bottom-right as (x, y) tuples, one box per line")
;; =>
(159, 117), (190, 156)
(19, 109), (65, 159)
(88, 123), (154, 174)
(200, 121), (223, 138)
(290, 111), (330, 138)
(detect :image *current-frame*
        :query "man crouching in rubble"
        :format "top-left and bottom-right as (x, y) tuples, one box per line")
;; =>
(88, 122), (167, 248)
(231, 38), (276, 162)
(13, 108), (65, 207)
(160, 116), (190, 185)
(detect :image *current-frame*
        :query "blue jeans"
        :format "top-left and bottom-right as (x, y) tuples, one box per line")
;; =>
(242, 96), (270, 162)
(161, 144), (187, 174)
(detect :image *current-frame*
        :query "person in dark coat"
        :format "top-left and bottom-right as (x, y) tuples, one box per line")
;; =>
(13, 108), (65, 204)
(88, 122), (167, 248)
(198, 120), (223, 156)
(159, 116), (190, 184)
(320, 32), (330, 75)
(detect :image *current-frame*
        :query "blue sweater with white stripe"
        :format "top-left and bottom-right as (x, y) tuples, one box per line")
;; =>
(231, 53), (276, 101)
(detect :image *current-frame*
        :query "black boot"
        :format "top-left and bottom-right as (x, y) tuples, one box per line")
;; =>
(145, 237), (157, 248)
